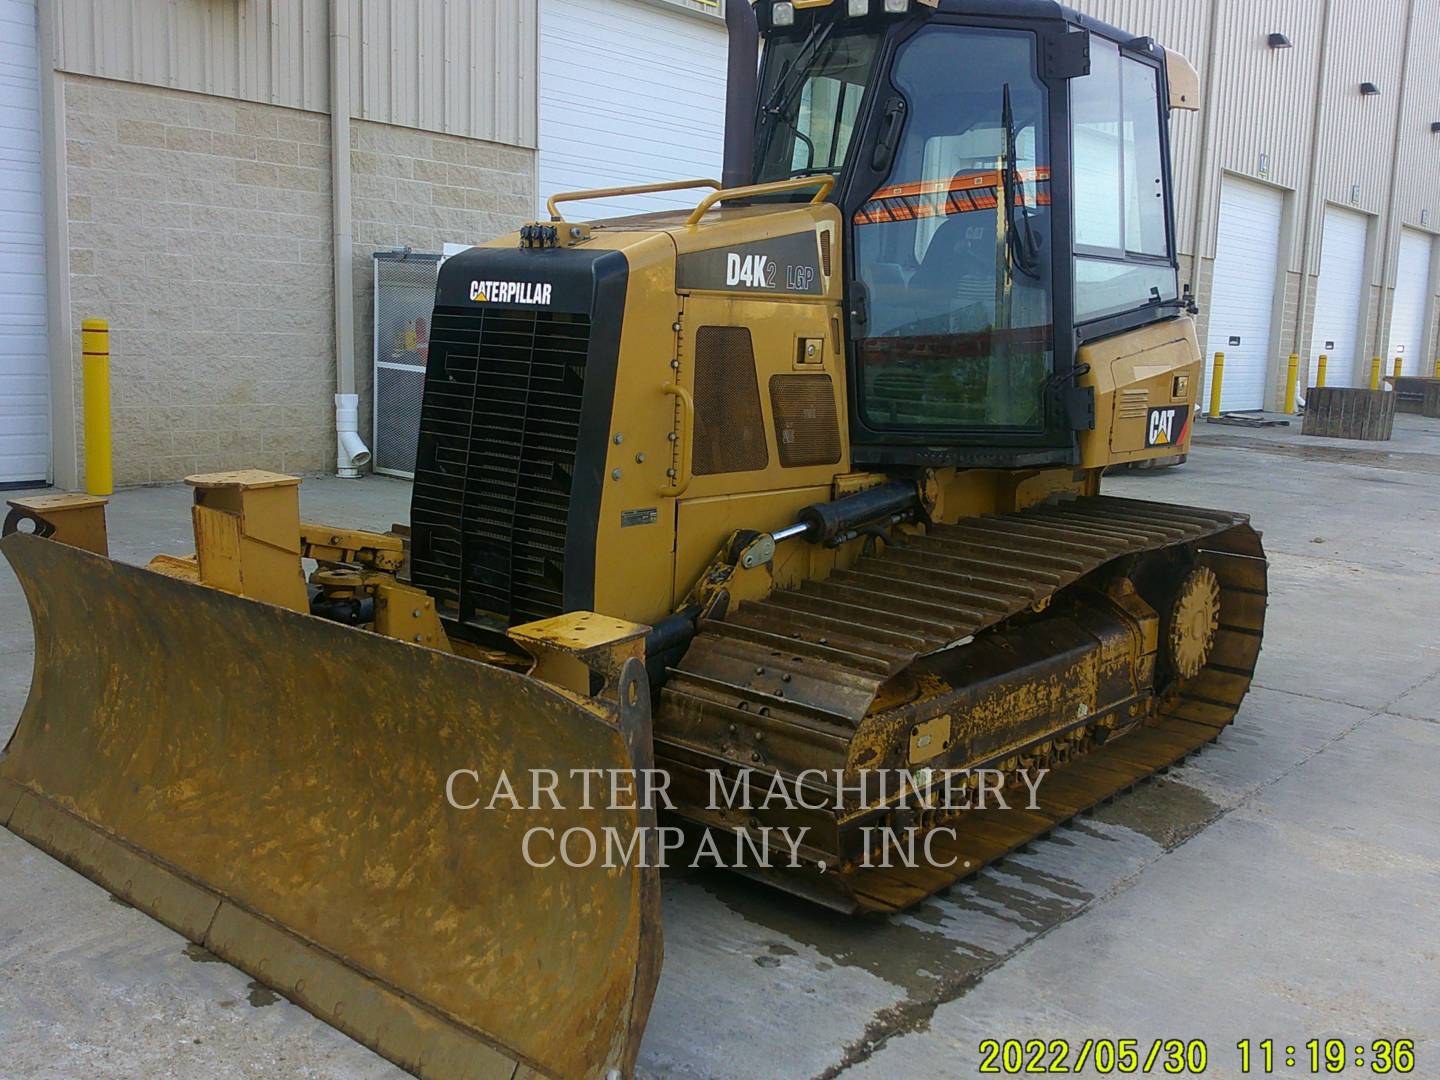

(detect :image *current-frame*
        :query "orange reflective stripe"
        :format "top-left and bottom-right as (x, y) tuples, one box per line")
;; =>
(851, 169), (1050, 226)
(866, 167), (1051, 202)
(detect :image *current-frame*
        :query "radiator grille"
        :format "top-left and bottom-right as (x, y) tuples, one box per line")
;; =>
(692, 326), (769, 475)
(771, 374), (842, 468)
(410, 307), (591, 625)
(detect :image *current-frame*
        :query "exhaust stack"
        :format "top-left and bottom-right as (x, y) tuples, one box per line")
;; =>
(722, 0), (760, 188)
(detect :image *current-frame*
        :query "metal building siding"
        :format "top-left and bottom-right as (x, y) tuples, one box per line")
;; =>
(352, 0), (537, 144)
(55, 0), (327, 111)
(53, 0), (537, 147)
(1199, 0), (1324, 267)
(1066, 0), (1213, 255)
(1391, 0), (1440, 229)
(1312, 0), (1407, 224)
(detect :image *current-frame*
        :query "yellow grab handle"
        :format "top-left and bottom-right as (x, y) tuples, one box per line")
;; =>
(661, 383), (694, 498)
(546, 178), (720, 221)
(684, 175), (836, 226)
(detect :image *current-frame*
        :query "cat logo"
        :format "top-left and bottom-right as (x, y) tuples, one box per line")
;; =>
(1145, 406), (1189, 448)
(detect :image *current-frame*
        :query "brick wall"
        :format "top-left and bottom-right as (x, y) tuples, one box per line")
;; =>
(64, 75), (336, 486)
(349, 120), (535, 447)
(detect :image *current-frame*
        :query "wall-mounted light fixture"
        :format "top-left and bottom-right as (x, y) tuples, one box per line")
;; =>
(1268, 33), (1293, 49)
(1360, 82), (1381, 96)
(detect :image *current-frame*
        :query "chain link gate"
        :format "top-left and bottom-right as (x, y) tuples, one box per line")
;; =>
(372, 251), (441, 477)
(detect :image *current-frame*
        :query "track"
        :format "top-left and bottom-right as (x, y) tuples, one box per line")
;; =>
(653, 496), (1268, 912)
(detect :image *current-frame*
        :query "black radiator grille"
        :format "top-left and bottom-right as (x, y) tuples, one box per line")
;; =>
(411, 306), (591, 625)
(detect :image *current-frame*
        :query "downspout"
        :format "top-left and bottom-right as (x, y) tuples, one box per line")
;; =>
(722, 0), (760, 189)
(1185, 0), (1224, 277)
(331, 0), (369, 476)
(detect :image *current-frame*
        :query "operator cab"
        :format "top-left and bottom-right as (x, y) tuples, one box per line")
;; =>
(743, 0), (1191, 467)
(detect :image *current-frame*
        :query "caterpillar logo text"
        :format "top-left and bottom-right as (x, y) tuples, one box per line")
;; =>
(470, 280), (553, 305)
(1145, 406), (1189, 448)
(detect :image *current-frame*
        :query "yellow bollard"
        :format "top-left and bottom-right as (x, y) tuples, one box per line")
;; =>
(1393, 356), (1403, 381)
(1434, 357), (1440, 379)
(1316, 354), (1328, 388)
(1284, 353), (1299, 414)
(82, 318), (113, 497)
(1208, 352), (1225, 417)
(1369, 356), (1382, 391)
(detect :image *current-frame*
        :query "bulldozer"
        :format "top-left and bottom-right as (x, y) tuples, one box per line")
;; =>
(0, 1), (1266, 1078)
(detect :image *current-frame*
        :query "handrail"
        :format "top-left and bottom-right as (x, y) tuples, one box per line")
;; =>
(546, 178), (721, 221)
(661, 383), (694, 498)
(683, 174), (836, 226)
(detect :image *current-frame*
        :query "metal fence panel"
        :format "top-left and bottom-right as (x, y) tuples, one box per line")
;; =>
(373, 251), (440, 478)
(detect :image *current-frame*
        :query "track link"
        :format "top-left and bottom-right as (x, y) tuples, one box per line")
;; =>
(653, 495), (1268, 912)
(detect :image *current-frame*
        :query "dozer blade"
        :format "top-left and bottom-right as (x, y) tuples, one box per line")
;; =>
(0, 532), (661, 1080)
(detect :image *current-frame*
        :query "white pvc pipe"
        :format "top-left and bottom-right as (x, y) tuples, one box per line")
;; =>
(336, 393), (370, 477)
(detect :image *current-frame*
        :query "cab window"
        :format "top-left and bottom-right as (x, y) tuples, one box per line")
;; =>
(755, 30), (882, 183)
(1072, 37), (1178, 321)
(852, 27), (1053, 432)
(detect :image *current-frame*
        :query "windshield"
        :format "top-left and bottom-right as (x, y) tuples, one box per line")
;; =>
(754, 29), (882, 184)
(852, 27), (1053, 433)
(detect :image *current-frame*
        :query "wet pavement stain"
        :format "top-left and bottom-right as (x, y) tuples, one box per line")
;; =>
(183, 943), (224, 964)
(994, 861), (1094, 903)
(1066, 819), (1122, 843)
(1089, 777), (1220, 848)
(679, 865), (987, 997)
(933, 871), (1087, 935)
(246, 981), (279, 1008)
(1201, 433), (1440, 474)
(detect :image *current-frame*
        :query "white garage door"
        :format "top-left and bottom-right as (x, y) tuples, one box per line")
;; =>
(1205, 179), (1283, 411)
(1308, 207), (1369, 388)
(0, 0), (49, 484)
(1389, 229), (1434, 377)
(539, 0), (727, 222)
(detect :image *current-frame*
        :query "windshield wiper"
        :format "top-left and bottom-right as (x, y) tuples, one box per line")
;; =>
(756, 20), (838, 176)
(1002, 84), (1043, 281)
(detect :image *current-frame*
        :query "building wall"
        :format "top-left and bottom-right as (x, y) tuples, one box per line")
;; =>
(1075, 0), (1440, 408)
(53, 0), (538, 146)
(64, 74), (336, 485)
(349, 118), (536, 445)
(44, 0), (540, 487)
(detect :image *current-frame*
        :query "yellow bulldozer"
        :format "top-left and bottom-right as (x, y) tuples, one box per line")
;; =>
(0, 1), (1266, 1077)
